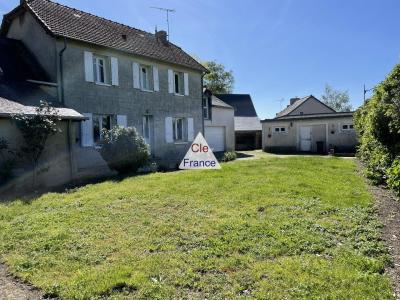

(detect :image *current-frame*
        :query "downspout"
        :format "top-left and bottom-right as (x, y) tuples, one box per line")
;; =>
(58, 37), (74, 183)
(201, 73), (205, 135)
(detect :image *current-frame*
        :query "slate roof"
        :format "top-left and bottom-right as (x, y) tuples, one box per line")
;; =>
(0, 37), (84, 120)
(234, 117), (262, 131)
(261, 112), (354, 122)
(275, 95), (336, 118)
(215, 94), (258, 117)
(211, 95), (233, 109)
(1, 0), (207, 73)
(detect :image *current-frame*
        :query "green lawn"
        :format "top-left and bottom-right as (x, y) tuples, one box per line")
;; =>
(0, 156), (394, 299)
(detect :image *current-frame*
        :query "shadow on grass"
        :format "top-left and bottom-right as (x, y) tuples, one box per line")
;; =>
(0, 168), (177, 204)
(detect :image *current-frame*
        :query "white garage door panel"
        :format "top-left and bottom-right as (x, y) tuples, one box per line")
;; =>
(205, 126), (225, 152)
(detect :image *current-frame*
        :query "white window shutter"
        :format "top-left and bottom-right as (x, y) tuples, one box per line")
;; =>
(117, 115), (127, 128)
(187, 118), (194, 141)
(81, 113), (93, 147)
(153, 66), (159, 91)
(132, 62), (140, 89)
(84, 51), (94, 82)
(111, 57), (119, 86)
(165, 117), (173, 143)
(168, 69), (174, 93)
(184, 73), (189, 96)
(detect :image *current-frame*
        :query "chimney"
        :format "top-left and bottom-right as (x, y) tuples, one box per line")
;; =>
(290, 97), (300, 105)
(155, 30), (168, 45)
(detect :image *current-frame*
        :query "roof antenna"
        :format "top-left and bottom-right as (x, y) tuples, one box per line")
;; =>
(277, 98), (284, 109)
(150, 6), (175, 41)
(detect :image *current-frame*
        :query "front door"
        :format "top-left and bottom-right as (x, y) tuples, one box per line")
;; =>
(142, 115), (153, 152)
(300, 126), (311, 152)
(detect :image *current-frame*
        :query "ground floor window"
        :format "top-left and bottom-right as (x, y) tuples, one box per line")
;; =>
(173, 117), (185, 141)
(93, 114), (114, 143)
(273, 126), (287, 134)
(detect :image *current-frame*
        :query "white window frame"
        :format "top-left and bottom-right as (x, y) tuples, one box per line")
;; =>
(93, 114), (113, 145)
(173, 117), (185, 142)
(93, 56), (107, 84)
(272, 126), (288, 135)
(340, 123), (355, 132)
(140, 65), (151, 91)
(203, 97), (210, 120)
(173, 71), (184, 95)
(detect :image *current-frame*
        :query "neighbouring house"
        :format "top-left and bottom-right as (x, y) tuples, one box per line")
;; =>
(261, 95), (358, 154)
(0, 37), (85, 191)
(203, 89), (235, 152)
(1, 0), (207, 182)
(215, 94), (262, 150)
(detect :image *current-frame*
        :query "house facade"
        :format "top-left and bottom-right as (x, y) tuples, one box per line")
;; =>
(1, 0), (207, 178)
(262, 95), (358, 154)
(215, 94), (262, 150)
(203, 89), (235, 152)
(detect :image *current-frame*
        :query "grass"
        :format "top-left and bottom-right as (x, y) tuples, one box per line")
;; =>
(0, 155), (394, 299)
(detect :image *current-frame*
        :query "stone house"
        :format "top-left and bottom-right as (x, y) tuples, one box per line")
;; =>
(262, 95), (358, 154)
(203, 89), (235, 152)
(1, 0), (207, 182)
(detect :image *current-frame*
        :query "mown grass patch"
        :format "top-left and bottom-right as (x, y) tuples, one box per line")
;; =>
(0, 156), (394, 299)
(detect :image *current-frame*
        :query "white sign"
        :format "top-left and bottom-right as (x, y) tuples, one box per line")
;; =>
(179, 132), (221, 170)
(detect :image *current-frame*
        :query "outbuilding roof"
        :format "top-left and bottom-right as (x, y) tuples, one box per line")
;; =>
(275, 95), (336, 118)
(211, 95), (233, 109)
(1, 0), (207, 73)
(215, 94), (259, 117)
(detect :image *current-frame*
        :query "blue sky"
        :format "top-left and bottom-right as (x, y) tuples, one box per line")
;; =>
(2, 0), (400, 118)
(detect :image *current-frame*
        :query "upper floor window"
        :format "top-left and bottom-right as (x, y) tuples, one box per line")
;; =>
(174, 71), (184, 95)
(93, 55), (107, 84)
(140, 65), (151, 90)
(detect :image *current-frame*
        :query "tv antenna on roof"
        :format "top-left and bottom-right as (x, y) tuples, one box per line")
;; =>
(150, 6), (175, 40)
(277, 98), (284, 109)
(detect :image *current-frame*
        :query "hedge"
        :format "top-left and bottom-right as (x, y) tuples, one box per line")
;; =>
(354, 64), (400, 195)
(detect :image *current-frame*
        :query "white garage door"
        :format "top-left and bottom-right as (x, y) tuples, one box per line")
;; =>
(205, 126), (225, 152)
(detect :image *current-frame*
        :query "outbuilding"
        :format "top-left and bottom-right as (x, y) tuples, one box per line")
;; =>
(261, 95), (357, 154)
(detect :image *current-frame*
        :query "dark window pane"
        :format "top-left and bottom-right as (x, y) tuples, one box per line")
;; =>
(281, 127), (286, 132)
(275, 127), (280, 132)
(175, 74), (179, 93)
(93, 116), (100, 143)
(343, 125), (348, 129)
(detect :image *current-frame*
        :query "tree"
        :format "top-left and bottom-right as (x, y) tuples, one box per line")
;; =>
(13, 101), (61, 185)
(202, 60), (234, 94)
(321, 84), (352, 112)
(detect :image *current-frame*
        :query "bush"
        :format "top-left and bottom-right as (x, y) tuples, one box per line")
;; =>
(387, 158), (400, 196)
(354, 63), (400, 194)
(0, 138), (15, 184)
(99, 126), (150, 174)
(221, 151), (237, 162)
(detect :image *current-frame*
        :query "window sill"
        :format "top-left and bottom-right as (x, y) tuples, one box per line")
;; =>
(95, 82), (111, 87)
(174, 93), (185, 97)
(141, 89), (154, 93)
(174, 141), (188, 145)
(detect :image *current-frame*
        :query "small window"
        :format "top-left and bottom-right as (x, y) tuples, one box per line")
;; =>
(173, 117), (185, 141)
(140, 65), (151, 90)
(273, 126), (287, 134)
(174, 71), (184, 95)
(203, 97), (210, 120)
(93, 56), (107, 84)
(341, 123), (355, 132)
(299, 112), (304, 115)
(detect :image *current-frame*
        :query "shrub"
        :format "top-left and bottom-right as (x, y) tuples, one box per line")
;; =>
(221, 151), (237, 162)
(354, 63), (400, 194)
(387, 158), (400, 196)
(99, 126), (150, 174)
(0, 138), (15, 184)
